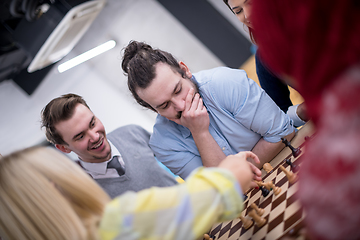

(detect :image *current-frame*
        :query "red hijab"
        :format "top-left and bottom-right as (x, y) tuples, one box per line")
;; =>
(252, 0), (360, 239)
(252, 0), (360, 123)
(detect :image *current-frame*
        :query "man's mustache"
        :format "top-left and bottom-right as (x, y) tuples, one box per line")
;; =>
(176, 111), (182, 119)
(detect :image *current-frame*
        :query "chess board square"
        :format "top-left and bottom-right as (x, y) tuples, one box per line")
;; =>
(287, 180), (298, 194)
(268, 200), (286, 222)
(264, 171), (278, 182)
(252, 223), (268, 240)
(265, 222), (285, 240)
(252, 214), (269, 235)
(227, 220), (243, 240)
(286, 192), (298, 208)
(271, 192), (287, 211)
(239, 224), (255, 239)
(284, 208), (303, 231)
(284, 200), (302, 220)
(248, 189), (262, 203)
(261, 203), (272, 219)
(275, 168), (286, 181)
(218, 220), (233, 238)
(210, 222), (223, 236)
(274, 180), (291, 199)
(267, 212), (284, 233)
(258, 194), (273, 210)
(213, 219), (244, 240)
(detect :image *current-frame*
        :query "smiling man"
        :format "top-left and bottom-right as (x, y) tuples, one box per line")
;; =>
(41, 94), (177, 198)
(122, 41), (296, 179)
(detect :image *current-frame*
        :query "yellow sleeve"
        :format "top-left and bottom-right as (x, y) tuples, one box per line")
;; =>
(99, 167), (243, 240)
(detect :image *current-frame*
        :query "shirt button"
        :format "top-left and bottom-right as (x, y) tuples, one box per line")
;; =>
(222, 147), (226, 151)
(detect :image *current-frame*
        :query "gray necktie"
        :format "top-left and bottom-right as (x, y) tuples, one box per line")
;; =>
(107, 156), (125, 176)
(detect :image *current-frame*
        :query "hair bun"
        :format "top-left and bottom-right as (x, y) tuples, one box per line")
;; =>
(122, 41), (152, 73)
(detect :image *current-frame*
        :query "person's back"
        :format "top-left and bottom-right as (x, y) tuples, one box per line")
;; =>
(0, 146), (261, 240)
(252, 0), (360, 238)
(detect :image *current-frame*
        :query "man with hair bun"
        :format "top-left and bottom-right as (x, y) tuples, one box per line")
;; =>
(122, 41), (296, 179)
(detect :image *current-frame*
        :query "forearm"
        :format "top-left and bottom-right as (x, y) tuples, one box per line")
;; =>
(99, 167), (243, 240)
(192, 130), (227, 167)
(251, 130), (296, 168)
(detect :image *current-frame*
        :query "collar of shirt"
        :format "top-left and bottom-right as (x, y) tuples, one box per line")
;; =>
(78, 140), (124, 175)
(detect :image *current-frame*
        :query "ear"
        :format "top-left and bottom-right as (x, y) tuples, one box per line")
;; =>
(55, 144), (72, 153)
(178, 61), (192, 79)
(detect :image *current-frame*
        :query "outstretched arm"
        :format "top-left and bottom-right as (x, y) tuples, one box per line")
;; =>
(251, 131), (295, 168)
(99, 151), (261, 240)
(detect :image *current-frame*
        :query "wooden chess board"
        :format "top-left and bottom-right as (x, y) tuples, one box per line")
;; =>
(203, 123), (315, 240)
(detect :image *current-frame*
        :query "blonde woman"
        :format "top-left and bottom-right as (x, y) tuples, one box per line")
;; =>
(0, 147), (261, 240)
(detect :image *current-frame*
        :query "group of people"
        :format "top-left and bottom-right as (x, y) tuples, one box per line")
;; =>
(0, 0), (359, 239)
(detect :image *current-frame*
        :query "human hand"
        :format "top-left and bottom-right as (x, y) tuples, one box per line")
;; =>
(218, 151), (262, 192)
(180, 88), (209, 135)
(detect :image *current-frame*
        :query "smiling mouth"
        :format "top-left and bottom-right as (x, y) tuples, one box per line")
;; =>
(91, 138), (103, 150)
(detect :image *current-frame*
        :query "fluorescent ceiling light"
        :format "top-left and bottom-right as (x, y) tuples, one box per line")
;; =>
(58, 40), (116, 73)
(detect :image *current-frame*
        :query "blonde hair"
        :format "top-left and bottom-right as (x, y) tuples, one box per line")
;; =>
(0, 147), (110, 240)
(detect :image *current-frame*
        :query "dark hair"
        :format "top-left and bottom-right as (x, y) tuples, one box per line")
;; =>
(121, 41), (186, 112)
(223, 0), (256, 43)
(41, 94), (90, 145)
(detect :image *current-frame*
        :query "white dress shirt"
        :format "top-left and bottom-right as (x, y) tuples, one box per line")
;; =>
(78, 141), (125, 179)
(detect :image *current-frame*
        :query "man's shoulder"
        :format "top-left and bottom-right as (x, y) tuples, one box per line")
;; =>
(194, 67), (248, 89)
(153, 115), (179, 131)
(194, 67), (247, 80)
(109, 124), (148, 135)
(108, 125), (150, 141)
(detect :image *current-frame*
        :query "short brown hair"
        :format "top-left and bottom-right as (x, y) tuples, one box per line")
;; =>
(41, 94), (90, 145)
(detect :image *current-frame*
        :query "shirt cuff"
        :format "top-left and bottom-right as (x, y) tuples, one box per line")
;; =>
(287, 104), (306, 127)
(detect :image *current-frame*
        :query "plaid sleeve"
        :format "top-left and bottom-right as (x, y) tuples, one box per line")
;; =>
(99, 167), (244, 240)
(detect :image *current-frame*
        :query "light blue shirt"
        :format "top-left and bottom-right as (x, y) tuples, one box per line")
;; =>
(149, 67), (295, 179)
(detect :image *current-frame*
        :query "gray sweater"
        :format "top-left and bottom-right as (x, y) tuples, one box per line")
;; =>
(95, 125), (177, 198)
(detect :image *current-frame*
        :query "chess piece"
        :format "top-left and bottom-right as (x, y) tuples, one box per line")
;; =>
(255, 181), (263, 187)
(243, 193), (248, 201)
(203, 233), (214, 240)
(279, 165), (298, 184)
(239, 215), (253, 229)
(248, 209), (266, 227)
(256, 181), (271, 197)
(281, 138), (302, 157)
(285, 158), (300, 173)
(263, 163), (273, 173)
(263, 181), (281, 195)
(260, 186), (270, 197)
(250, 203), (265, 216)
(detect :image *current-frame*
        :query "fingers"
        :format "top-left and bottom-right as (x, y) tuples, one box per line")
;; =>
(185, 88), (195, 112)
(249, 181), (260, 189)
(189, 93), (200, 113)
(249, 162), (262, 179)
(235, 151), (260, 164)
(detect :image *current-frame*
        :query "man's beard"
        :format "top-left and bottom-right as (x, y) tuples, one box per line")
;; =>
(176, 111), (182, 119)
(174, 77), (200, 120)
